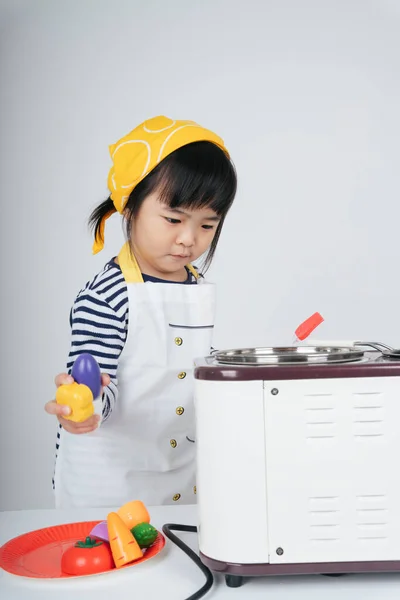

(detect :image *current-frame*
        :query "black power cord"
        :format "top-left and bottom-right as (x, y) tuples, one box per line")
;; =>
(162, 524), (214, 599)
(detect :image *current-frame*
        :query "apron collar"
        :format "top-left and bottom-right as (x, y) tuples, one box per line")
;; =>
(117, 242), (199, 284)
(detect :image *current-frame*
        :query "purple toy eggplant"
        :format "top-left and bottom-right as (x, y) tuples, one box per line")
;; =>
(71, 354), (102, 398)
(89, 521), (109, 542)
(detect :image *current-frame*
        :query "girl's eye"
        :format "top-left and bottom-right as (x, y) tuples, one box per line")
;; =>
(165, 217), (181, 224)
(202, 224), (214, 230)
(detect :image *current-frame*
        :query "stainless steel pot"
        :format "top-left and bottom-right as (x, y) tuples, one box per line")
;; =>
(211, 345), (366, 366)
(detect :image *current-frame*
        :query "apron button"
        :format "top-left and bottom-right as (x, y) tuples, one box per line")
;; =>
(170, 439), (177, 448)
(173, 493), (181, 501)
(193, 485), (197, 494)
(178, 371), (186, 379)
(174, 337), (183, 346)
(176, 406), (184, 416)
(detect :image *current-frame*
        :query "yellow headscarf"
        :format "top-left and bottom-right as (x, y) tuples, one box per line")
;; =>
(93, 115), (230, 254)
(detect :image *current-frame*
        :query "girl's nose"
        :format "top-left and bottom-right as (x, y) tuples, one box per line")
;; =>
(176, 226), (195, 247)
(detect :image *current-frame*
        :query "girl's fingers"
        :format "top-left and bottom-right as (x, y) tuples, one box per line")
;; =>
(45, 401), (100, 433)
(45, 400), (71, 417)
(58, 414), (100, 433)
(101, 373), (110, 388)
(55, 373), (74, 387)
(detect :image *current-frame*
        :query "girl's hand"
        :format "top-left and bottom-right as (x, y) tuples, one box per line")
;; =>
(45, 372), (111, 434)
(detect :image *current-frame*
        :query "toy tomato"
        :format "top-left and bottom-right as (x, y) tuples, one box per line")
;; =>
(61, 536), (114, 575)
(56, 382), (94, 422)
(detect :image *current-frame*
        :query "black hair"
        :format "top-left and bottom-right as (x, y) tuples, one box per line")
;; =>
(89, 141), (237, 272)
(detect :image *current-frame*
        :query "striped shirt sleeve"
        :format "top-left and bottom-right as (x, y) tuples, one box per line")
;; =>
(66, 264), (128, 422)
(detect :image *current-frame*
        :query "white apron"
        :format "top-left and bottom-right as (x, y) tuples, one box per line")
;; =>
(54, 243), (215, 508)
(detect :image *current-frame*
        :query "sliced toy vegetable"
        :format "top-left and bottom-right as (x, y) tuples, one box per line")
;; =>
(117, 500), (150, 529)
(131, 523), (158, 548)
(89, 521), (109, 542)
(61, 536), (114, 575)
(107, 512), (143, 568)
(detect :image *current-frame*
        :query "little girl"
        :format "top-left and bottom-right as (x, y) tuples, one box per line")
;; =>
(45, 115), (237, 508)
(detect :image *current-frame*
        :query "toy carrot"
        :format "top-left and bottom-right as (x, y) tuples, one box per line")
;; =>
(107, 512), (143, 568)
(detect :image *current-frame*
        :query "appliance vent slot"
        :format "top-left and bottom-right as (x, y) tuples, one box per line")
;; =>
(305, 400), (336, 441)
(356, 494), (388, 541)
(308, 497), (340, 542)
(353, 393), (384, 439)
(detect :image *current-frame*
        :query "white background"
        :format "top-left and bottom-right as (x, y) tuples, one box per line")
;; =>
(1, 0), (400, 510)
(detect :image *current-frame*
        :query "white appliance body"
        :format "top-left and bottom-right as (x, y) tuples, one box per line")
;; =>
(194, 353), (400, 579)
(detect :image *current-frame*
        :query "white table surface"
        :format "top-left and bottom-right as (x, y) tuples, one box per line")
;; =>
(1, 504), (399, 599)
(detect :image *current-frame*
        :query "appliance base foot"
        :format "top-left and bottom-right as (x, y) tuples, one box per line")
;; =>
(225, 574), (244, 587)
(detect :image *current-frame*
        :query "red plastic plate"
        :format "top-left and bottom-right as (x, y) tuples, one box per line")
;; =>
(0, 520), (165, 579)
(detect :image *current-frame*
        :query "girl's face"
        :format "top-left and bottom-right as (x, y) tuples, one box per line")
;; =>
(129, 191), (220, 281)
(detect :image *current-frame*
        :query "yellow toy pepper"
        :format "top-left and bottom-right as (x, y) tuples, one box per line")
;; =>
(56, 382), (94, 422)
